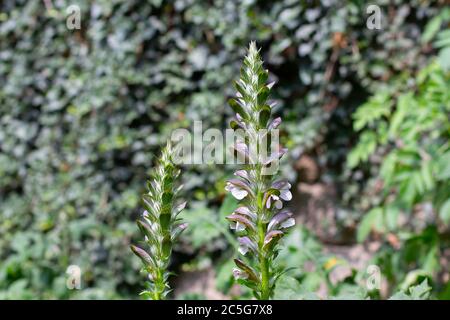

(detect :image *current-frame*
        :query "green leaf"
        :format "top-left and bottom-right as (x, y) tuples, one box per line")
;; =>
(421, 15), (442, 43)
(347, 131), (377, 168)
(420, 161), (434, 191)
(388, 93), (411, 138)
(357, 208), (383, 242)
(390, 280), (431, 300)
(257, 86), (270, 107)
(183, 203), (222, 249)
(230, 120), (241, 130)
(438, 47), (450, 71)
(159, 213), (171, 232)
(439, 199), (450, 224)
(273, 276), (319, 300)
(162, 192), (174, 205)
(258, 105), (271, 128)
(215, 258), (235, 294)
(228, 98), (248, 119)
(384, 206), (400, 230)
(257, 70), (268, 88)
(330, 285), (367, 300)
(219, 194), (238, 220)
(353, 92), (391, 131)
(234, 80), (247, 99)
(409, 280), (432, 299)
(437, 151), (450, 180)
(161, 235), (172, 258)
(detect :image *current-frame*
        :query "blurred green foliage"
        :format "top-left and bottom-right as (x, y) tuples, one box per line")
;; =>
(348, 59), (450, 297)
(346, 11), (450, 298)
(0, 0), (447, 299)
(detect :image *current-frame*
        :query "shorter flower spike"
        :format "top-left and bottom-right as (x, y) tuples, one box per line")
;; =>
(131, 142), (187, 300)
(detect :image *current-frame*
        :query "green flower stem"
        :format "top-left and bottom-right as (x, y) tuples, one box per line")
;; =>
(258, 220), (270, 299)
(256, 167), (270, 300)
(153, 269), (164, 300)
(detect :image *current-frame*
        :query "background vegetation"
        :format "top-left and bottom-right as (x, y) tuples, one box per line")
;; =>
(0, 0), (448, 299)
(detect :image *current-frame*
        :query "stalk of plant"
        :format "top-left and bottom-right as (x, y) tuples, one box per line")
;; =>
(225, 42), (295, 300)
(130, 142), (187, 300)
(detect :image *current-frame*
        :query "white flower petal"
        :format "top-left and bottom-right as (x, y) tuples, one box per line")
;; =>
(275, 200), (283, 209)
(238, 245), (249, 255)
(281, 217), (295, 229)
(280, 190), (292, 201)
(236, 222), (245, 232)
(266, 196), (272, 208)
(233, 268), (248, 280)
(234, 170), (249, 180)
(232, 188), (248, 200)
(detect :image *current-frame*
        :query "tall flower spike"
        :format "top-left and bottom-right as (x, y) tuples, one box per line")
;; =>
(225, 42), (295, 300)
(131, 142), (187, 300)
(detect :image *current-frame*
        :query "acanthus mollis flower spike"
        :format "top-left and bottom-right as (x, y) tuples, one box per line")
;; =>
(130, 141), (187, 300)
(225, 42), (296, 300)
